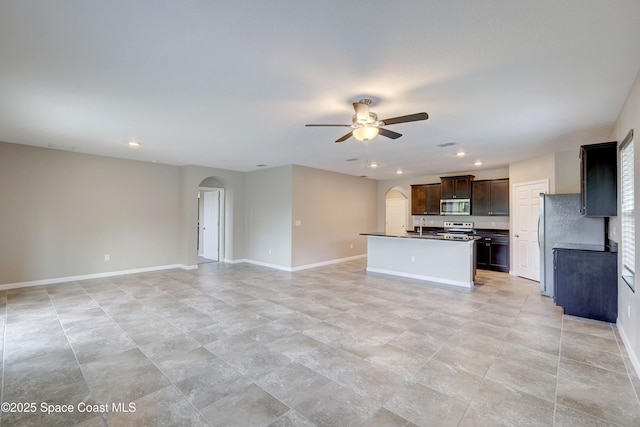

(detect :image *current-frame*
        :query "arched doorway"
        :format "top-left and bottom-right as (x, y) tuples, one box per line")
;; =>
(198, 177), (225, 264)
(385, 188), (408, 235)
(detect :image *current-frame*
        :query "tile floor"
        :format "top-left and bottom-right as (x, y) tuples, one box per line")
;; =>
(1, 259), (640, 426)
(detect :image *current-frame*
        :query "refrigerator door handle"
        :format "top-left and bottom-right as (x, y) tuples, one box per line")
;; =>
(537, 215), (541, 249)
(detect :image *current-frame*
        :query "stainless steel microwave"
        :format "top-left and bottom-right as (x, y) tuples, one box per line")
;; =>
(440, 199), (471, 215)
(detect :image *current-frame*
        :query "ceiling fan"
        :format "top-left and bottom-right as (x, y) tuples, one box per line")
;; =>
(305, 99), (429, 143)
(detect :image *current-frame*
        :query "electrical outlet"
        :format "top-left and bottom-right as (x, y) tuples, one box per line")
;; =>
(350, 243), (353, 249)
(628, 305), (631, 318)
(411, 256), (416, 263)
(104, 254), (110, 261)
(268, 249), (272, 255)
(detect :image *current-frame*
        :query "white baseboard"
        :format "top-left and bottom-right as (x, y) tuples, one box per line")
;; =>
(291, 254), (367, 272)
(243, 254), (367, 273)
(0, 264), (195, 290)
(617, 319), (640, 379)
(244, 259), (293, 272)
(366, 267), (474, 288)
(224, 258), (248, 264)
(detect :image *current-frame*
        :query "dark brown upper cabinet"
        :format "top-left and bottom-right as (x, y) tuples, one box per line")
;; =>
(411, 183), (441, 215)
(472, 179), (509, 216)
(580, 141), (617, 217)
(440, 175), (474, 199)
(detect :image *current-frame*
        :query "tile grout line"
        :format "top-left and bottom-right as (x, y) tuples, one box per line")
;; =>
(85, 275), (219, 427)
(48, 285), (109, 427)
(611, 322), (640, 405)
(553, 310), (564, 427)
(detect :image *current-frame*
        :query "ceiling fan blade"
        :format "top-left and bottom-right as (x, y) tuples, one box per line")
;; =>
(380, 112), (429, 126)
(305, 124), (352, 127)
(335, 132), (353, 143)
(378, 127), (402, 139)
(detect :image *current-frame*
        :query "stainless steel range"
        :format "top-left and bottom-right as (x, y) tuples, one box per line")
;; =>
(439, 221), (476, 240)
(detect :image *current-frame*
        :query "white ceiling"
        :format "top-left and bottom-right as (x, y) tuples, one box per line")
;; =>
(2, 1), (640, 180)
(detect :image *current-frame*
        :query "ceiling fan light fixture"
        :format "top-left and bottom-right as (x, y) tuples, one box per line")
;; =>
(353, 126), (379, 141)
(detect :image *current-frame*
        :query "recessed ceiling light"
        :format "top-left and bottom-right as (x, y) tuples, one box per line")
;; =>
(437, 142), (457, 147)
(369, 162), (378, 168)
(345, 158), (359, 162)
(256, 164), (267, 167)
(456, 151), (465, 157)
(396, 169), (403, 175)
(128, 141), (140, 147)
(474, 161), (482, 166)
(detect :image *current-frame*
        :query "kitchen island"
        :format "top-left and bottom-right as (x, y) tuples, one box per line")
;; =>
(361, 232), (477, 288)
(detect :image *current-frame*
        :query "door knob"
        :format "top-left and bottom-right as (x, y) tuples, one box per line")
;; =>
(514, 234), (519, 237)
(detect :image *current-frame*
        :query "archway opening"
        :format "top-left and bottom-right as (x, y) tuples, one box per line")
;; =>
(385, 188), (408, 235)
(197, 177), (225, 264)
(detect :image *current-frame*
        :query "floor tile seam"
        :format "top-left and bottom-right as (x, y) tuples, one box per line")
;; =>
(89, 288), (223, 427)
(553, 402), (629, 427)
(381, 334), (466, 416)
(48, 292), (108, 427)
(285, 333), (409, 407)
(450, 330), (514, 426)
(268, 407), (316, 427)
(552, 312), (567, 426)
(555, 370), (640, 409)
(272, 372), (347, 418)
(101, 281), (221, 337)
(610, 322), (640, 405)
(557, 354), (637, 382)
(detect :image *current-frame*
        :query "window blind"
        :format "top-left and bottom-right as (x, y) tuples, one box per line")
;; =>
(621, 131), (635, 277)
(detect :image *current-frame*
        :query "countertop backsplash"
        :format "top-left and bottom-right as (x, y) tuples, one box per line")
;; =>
(412, 215), (509, 230)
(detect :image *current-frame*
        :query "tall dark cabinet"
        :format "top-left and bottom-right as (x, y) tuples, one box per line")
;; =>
(554, 246), (617, 323)
(580, 141), (617, 216)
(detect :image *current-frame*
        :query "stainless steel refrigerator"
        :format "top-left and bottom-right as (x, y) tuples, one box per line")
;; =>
(539, 194), (605, 297)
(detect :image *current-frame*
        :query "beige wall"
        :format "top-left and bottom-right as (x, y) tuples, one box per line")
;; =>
(610, 68), (640, 373)
(243, 165), (378, 270)
(0, 142), (248, 285)
(292, 165), (377, 268)
(245, 165), (293, 268)
(555, 149), (581, 194)
(509, 153), (556, 193)
(0, 142), (180, 284)
(0, 142), (377, 283)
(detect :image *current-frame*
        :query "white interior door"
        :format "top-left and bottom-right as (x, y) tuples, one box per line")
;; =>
(513, 180), (548, 281)
(202, 190), (220, 261)
(386, 198), (408, 235)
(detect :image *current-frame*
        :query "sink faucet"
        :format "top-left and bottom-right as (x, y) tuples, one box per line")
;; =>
(420, 217), (426, 237)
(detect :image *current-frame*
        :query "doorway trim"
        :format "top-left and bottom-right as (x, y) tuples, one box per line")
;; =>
(511, 179), (549, 280)
(385, 187), (409, 235)
(198, 186), (225, 264)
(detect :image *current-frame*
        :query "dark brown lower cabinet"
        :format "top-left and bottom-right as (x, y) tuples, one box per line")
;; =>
(553, 248), (617, 323)
(475, 236), (509, 273)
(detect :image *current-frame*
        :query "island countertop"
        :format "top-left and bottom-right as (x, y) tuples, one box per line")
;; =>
(360, 231), (480, 242)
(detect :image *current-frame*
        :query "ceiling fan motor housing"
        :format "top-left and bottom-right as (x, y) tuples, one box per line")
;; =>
(352, 112), (379, 127)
